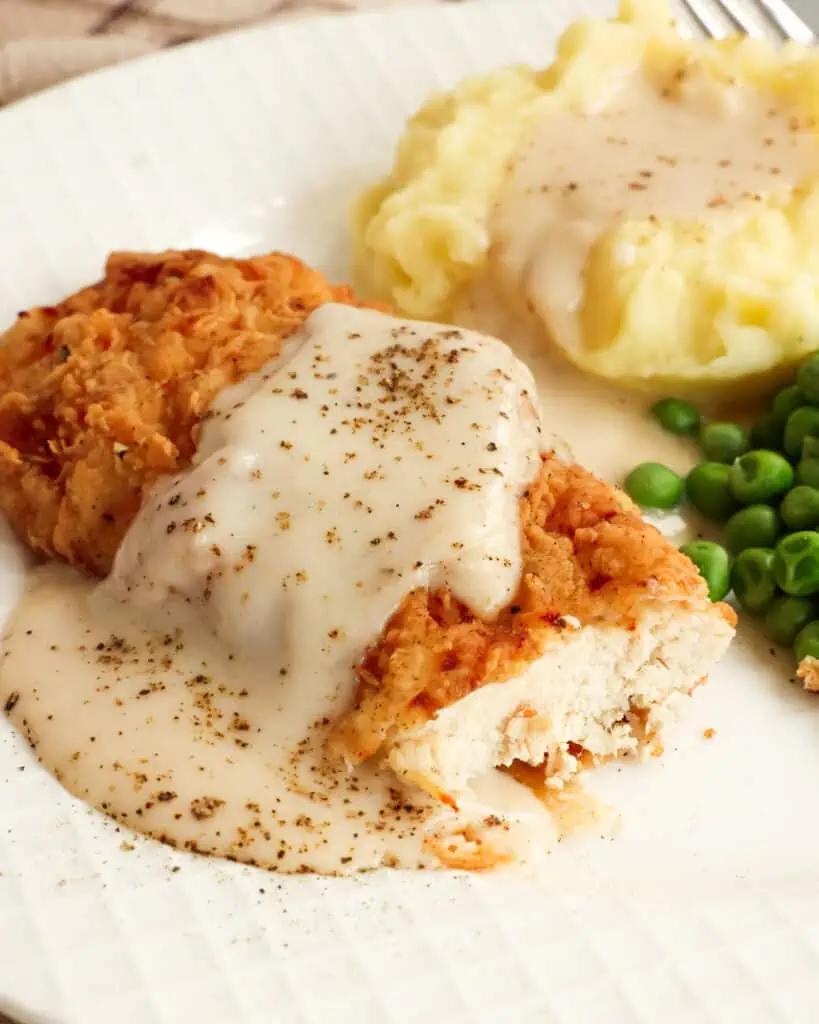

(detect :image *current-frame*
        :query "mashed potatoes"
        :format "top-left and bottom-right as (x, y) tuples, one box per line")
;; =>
(579, 185), (819, 389)
(353, 64), (549, 317)
(354, 0), (819, 393)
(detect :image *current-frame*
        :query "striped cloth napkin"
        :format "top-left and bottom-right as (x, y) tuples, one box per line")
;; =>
(0, 0), (441, 106)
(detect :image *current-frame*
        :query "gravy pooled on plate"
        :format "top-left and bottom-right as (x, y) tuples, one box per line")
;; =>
(0, 304), (554, 873)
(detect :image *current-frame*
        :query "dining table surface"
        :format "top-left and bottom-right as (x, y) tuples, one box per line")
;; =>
(4, 0), (819, 110)
(0, 0), (458, 107)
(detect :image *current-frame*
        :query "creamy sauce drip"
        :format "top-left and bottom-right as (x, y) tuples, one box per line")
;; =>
(106, 303), (545, 652)
(452, 274), (695, 484)
(2, 567), (556, 873)
(0, 305), (558, 874)
(491, 69), (819, 360)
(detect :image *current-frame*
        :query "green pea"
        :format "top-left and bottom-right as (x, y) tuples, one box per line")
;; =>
(797, 438), (819, 487)
(794, 623), (819, 663)
(794, 620), (819, 663)
(699, 422), (750, 464)
(723, 505), (781, 553)
(651, 398), (700, 436)
(623, 462), (683, 509)
(750, 414), (783, 451)
(685, 462), (737, 520)
(796, 457), (819, 489)
(680, 541), (731, 602)
(784, 406), (819, 459)
(796, 352), (819, 403)
(765, 595), (816, 648)
(774, 531), (819, 596)
(772, 383), (808, 424)
(729, 450), (794, 505)
(780, 485), (819, 530)
(731, 548), (777, 615)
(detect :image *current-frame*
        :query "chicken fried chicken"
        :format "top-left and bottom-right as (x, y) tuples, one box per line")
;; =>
(333, 453), (736, 807)
(0, 249), (371, 575)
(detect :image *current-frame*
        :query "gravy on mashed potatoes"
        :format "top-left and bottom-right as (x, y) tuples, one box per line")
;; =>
(355, 0), (819, 394)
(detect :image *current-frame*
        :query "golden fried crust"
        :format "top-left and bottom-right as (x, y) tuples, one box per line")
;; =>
(333, 453), (736, 762)
(0, 249), (373, 575)
(797, 656), (819, 692)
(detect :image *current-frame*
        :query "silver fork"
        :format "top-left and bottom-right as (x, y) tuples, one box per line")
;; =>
(680, 0), (816, 42)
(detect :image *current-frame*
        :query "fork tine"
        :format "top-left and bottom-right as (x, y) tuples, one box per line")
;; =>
(679, 0), (733, 37)
(679, 0), (816, 43)
(753, 0), (816, 43)
(719, 0), (770, 37)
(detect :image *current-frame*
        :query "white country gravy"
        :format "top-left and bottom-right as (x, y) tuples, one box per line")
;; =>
(0, 304), (562, 873)
(452, 274), (694, 484)
(2, 568), (555, 872)
(491, 67), (819, 363)
(105, 304), (545, 649)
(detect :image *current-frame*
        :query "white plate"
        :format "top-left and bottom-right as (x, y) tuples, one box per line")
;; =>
(3, 2), (819, 1021)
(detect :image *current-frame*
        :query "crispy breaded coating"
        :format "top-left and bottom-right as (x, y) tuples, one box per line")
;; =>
(0, 250), (371, 575)
(334, 452), (736, 762)
(797, 656), (819, 692)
